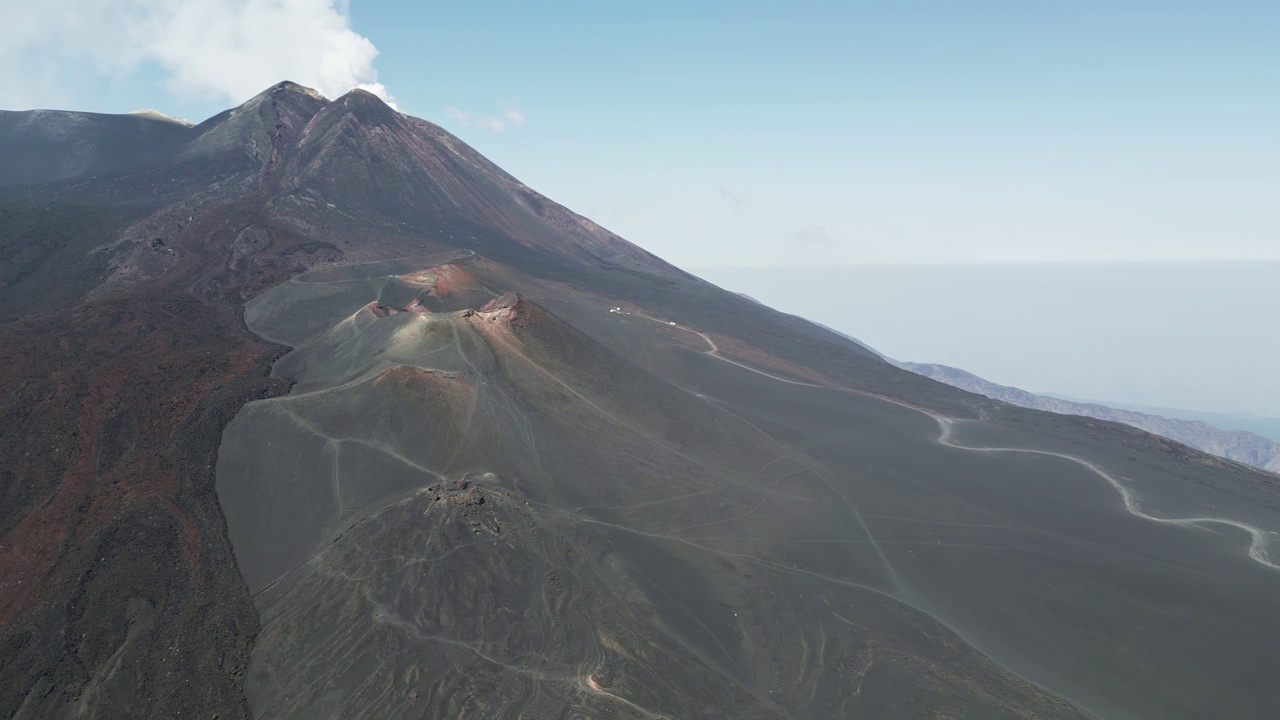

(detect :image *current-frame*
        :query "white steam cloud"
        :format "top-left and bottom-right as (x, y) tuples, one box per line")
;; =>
(446, 100), (526, 132)
(0, 0), (395, 110)
(793, 224), (838, 248)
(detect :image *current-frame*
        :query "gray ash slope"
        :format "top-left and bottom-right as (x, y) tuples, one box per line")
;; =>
(2, 82), (1280, 719)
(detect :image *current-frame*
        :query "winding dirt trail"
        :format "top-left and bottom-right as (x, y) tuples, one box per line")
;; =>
(931, 416), (1280, 571)
(624, 310), (821, 387)
(617, 306), (1280, 573)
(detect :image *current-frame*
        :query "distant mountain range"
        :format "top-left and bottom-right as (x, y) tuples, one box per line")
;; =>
(904, 362), (1280, 474)
(1041, 395), (1280, 442)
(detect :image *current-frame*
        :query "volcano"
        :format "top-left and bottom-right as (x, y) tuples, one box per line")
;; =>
(3, 82), (1279, 719)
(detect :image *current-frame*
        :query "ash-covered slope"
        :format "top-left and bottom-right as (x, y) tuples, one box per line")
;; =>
(3, 82), (1280, 720)
(217, 256), (1089, 719)
(0, 108), (192, 186)
(279, 89), (682, 274)
(905, 362), (1280, 474)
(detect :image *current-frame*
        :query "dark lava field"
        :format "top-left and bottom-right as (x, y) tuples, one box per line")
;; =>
(3, 82), (1279, 719)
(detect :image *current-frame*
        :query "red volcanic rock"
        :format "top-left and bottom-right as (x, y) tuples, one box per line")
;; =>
(400, 262), (476, 297)
(478, 293), (533, 327)
(429, 263), (475, 295)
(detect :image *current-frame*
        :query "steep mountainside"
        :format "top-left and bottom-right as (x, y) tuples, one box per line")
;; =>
(0, 109), (192, 186)
(2, 82), (1279, 720)
(905, 362), (1280, 474)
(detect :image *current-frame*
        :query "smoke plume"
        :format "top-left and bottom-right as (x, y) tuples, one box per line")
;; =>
(1, 0), (394, 109)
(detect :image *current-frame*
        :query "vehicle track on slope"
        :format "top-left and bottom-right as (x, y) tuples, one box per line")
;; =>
(621, 307), (1280, 573)
(596, 306), (1280, 720)
(932, 416), (1280, 571)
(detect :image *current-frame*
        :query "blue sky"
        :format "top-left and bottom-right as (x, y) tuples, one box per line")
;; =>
(4, 1), (1278, 267)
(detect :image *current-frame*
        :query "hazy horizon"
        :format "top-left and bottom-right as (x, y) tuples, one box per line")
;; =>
(697, 261), (1280, 419)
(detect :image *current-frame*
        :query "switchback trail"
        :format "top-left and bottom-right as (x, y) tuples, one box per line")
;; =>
(932, 416), (1280, 572)
(618, 307), (1280, 574)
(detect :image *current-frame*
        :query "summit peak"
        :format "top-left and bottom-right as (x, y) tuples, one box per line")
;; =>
(333, 86), (398, 114)
(264, 81), (325, 100)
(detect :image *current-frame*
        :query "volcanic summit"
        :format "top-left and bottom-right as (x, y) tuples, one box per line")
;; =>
(2, 83), (1279, 719)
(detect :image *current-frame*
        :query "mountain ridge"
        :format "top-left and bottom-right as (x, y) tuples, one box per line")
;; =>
(904, 361), (1280, 474)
